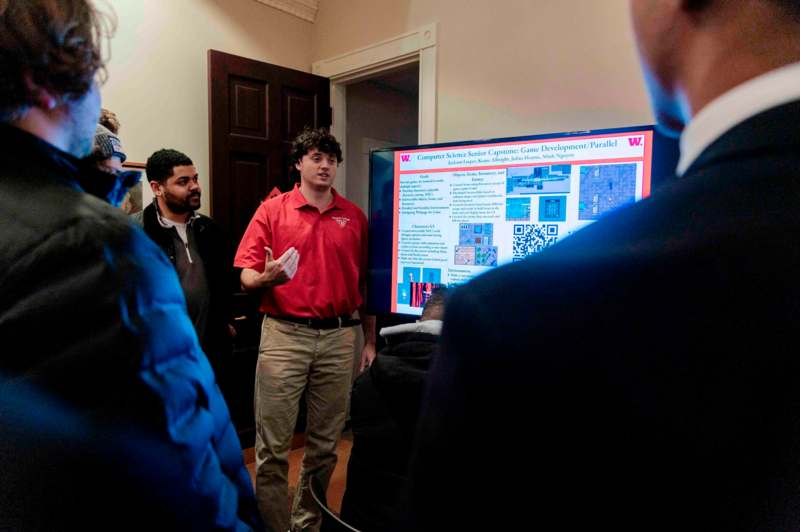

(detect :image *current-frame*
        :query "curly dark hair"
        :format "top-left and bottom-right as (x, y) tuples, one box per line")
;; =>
(0, 0), (114, 122)
(289, 127), (343, 168)
(146, 149), (194, 184)
(99, 108), (120, 134)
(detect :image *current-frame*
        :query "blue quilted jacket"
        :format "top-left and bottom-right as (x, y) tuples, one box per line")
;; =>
(0, 125), (263, 531)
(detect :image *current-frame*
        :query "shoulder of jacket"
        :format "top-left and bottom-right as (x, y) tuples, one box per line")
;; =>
(130, 209), (145, 226)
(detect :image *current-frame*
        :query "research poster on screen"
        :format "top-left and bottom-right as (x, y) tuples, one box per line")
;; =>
(391, 131), (653, 314)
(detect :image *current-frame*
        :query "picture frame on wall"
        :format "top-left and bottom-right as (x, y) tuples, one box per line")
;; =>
(121, 161), (149, 214)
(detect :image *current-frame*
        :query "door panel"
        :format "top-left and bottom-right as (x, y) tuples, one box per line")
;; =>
(282, 87), (317, 139)
(229, 152), (269, 240)
(210, 49), (330, 241)
(229, 78), (268, 138)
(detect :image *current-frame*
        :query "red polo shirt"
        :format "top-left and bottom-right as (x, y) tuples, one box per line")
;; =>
(234, 184), (368, 318)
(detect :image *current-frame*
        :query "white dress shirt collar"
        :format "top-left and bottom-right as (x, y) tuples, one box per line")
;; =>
(677, 61), (800, 175)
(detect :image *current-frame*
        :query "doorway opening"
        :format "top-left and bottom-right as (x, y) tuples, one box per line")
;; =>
(343, 63), (419, 213)
(312, 23), (438, 204)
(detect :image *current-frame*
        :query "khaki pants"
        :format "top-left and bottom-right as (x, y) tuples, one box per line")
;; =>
(255, 317), (356, 532)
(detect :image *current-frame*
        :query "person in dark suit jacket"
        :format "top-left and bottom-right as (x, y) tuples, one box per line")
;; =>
(406, 2), (800, 531)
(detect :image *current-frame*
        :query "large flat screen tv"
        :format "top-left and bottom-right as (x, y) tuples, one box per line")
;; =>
(367, 125), (679, 316)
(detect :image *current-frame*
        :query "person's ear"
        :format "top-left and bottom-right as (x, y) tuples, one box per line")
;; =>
(149, 180), (162, 197)
(22, 72), (58, 111)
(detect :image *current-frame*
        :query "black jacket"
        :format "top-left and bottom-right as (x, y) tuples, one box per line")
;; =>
(0, 124), (261, 531)
(135, 202), (234, 363)
(408, 101), (800, 531)
(341, 323), (440, 532)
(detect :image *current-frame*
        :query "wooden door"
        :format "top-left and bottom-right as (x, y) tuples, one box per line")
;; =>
(208, 49), (331, 247)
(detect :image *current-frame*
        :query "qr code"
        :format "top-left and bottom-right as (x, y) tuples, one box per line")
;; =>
(512, 224), (558, 260)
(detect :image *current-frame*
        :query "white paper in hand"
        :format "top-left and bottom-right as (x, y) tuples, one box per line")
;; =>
(279, 247), (299, 280)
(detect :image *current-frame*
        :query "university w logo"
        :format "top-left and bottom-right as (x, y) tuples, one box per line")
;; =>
(628, 137), (643, 147)
(332, 216), (350, 228)
(400, 154), (411, 162)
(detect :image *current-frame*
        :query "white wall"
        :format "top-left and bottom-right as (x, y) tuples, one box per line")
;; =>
(103, 0), (314, 214)
(313, 0), (654, 143)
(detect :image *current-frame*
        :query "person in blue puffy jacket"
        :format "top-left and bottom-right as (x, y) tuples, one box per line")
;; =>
(0, 2), (263, 530)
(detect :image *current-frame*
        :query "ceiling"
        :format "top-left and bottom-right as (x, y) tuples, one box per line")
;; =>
(251, 0), (319, 23)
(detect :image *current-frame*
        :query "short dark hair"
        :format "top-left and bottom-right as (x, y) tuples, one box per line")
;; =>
(421, 287), (449, 321)
(146, 149), (193, 184)
(289, 127), (343, 176)
(0, 0), (113, 122)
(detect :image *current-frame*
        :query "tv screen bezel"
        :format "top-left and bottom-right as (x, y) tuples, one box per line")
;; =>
(366, 124), (678, 316)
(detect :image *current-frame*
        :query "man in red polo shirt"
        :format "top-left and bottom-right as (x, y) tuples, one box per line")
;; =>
(234, 127), (376, 532)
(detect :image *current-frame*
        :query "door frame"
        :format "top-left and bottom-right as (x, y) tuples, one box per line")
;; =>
(311, 23), (438, 197)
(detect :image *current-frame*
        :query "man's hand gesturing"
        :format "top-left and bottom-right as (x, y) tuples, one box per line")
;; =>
(261, 246), (299, 287)
(241, 246), (300, 292)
